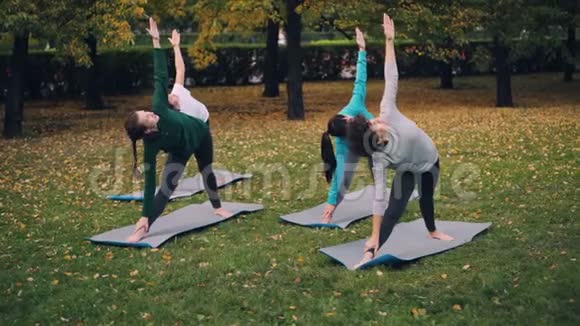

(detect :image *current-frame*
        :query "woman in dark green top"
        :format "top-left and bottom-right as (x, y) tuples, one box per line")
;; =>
(124, 18), (232, 243)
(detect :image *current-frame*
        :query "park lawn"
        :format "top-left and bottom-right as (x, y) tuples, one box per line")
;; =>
(0, 73), (578, 325)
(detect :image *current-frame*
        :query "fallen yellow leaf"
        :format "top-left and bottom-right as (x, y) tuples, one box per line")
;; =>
(411, 307), (426, 317)
(452, 304), (462, 311)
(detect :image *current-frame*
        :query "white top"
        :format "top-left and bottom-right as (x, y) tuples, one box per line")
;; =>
(371, 55), (439, 215)
(170, 83), (209, 122)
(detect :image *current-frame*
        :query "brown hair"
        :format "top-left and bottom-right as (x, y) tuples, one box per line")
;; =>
(347, 115), (385, 157)
(124, 112), (147, 178)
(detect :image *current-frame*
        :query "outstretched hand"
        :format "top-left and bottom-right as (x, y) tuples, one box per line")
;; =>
(355, 27), (365, 50)
(127, 217), (149, 243)
(321, 204), (335, 223)
(146, 17), (160, 39)
(383, 13), (395, 41)
(168, 29), (180, 47)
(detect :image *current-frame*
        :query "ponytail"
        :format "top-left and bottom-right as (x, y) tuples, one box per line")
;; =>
(321, 132), (337, 183)
(125, 111), (146, 179)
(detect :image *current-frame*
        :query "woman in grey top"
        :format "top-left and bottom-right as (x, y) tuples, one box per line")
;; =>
(347, 14), (454, 268)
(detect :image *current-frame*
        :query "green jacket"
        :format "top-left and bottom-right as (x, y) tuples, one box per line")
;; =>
(142, 49), (208, 218)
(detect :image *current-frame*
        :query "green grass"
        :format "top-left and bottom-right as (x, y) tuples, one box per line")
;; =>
(0, 73), (578, 325)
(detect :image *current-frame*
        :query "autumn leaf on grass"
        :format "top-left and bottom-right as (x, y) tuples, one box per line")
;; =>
(141, 312), (152, 321)
(105, 251), (113, 261)
(162, 253), (172, 261)
(130, 270), (139, 277)
(411, 307), (426, 317)
(441, 274), (448, 279)
(452, 304), (462, 311)
(270, 234), (282, 241)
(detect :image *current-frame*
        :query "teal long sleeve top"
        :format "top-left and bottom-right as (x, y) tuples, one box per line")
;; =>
(326, 50), (374, 205)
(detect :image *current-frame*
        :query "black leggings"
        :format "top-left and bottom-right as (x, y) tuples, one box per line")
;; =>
(148, 123), (221, 226)
(377, 160), (440, 249)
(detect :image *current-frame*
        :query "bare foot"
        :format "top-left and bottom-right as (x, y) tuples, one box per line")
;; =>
(127, 217), (149, 243)
(429, 230), (454, 241)
(214, 207), (233, 219)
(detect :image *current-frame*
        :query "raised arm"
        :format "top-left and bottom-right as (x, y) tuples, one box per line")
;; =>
(347, 28), (369, 114)
(147, 17), (169, 112)
(168, 29), (185, 85)
(379, 14), (399, 119)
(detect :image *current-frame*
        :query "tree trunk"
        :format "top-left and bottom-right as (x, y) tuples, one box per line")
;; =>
(439, 61), (454, 89)
(263, 19), (280, 97)
(285, 0), (305, 120)
(85, 34), (105, 110)
(3, 31), (29, 139)
(564, 22), (576, 82)
(494, 36), (513, 107)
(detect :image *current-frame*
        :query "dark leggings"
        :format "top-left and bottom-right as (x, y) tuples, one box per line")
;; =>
(377, 160), (440, 249)
(148, 123), (221, 226)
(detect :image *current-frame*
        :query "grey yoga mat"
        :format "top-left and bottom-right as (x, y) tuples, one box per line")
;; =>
(320, 219), (491, 270)
(279, 186), (418, 229)
(89, 201), (263, 248)
(107, 169), (252, 201)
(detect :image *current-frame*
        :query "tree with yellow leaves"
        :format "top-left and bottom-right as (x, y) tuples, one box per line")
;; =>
(189, 0), (384, 120)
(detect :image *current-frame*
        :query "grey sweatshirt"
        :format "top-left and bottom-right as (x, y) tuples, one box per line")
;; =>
(371, 53), (439, 215)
